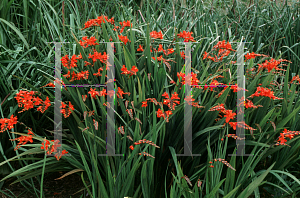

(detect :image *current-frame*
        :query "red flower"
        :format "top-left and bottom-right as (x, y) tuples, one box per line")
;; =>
(229, 122), (237, 130)
(99, 89), (107, 97)
(10, 130), (34, 151)
(55, 149), (68, 161)
(223, 110), (236, 123)
(141, 101), (148, 107)
(130, 66), (139, 75)
(158, 44), (164, 52)
(137, 45), (144, 52)
(118, 35), (130, 45)
(177, 31), (195, 42)
(277, 133), (287, 145)
(150, 31), (163, 39)
(88, 88), (100, 99)
(245, 52), (262, 60)
(121, 65), (131, 75)
(0, 115), (18, 133)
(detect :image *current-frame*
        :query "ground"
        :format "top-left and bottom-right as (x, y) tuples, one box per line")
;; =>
(0, 171), (85, 198)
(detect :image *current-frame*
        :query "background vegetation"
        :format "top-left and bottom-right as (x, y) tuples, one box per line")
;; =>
(0, 0), (300, 197)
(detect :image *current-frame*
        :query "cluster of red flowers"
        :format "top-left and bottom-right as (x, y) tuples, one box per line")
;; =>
(203, 40), (235, 62)
(88, 50), (108, 64)
(257, 58), (290, 73)
(248, 86), (283, 100)
(118, 35), (131, 45)
(162, 91), (181, 110)
(174, 71), (200, 89)
(10, 129), (34, 151)
(0, 114), (18, 133)
(116, 87), (131, 99)
(61, 54), (82, 69)
(244, 52), (267, 60)
(242, 99), (263, 109)
(177, 31), (195, 42)
(274, 129), (300, 147)
(121, 65), (139, 77)
(228, 121), (257, 131)
(60, 101), (75, 118)
(156, 109), (173, 122)
(184, 95), (204, 108)
(81, 15), (114, 30)
(87, 88), (108, 99)
(290, 75), (300, 84)
(65, 70), (90, 82)
(15, 90), (51, 114)
(119, 20), (132, 33)
(79, 36), (99, 48)
(41, 139), (68, 160)
(150, 31), (163, 39)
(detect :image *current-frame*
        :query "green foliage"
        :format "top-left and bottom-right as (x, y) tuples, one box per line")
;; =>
(0, 0), (300, 197)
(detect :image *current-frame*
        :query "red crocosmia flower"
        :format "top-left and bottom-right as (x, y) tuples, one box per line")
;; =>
(10, 130), (34, 151)
(177, 31), (195, 42)
(209, 80), (221, 91)
(121, 65), (131, 75)
(249, 86), (283, 100)
(156, 109), (164, 118)
(116, 87), (130, 99)
(282, 129), (295, 140)
(165, 48), (174, 55)
(203, 51), (209, 60)
(129, 145), (134, 150)
(157, 44), (164, 52)
(223, 110), (236, 123)
(0, 115), (18, 133)
(118, 35), (130, 45)
(88, 88), (100, 99)
(213, 40), (235, 51)
(243, 99), (263, 109)
(150, 31), (163, 39)
(229, 122), (237, 130)
(202, 84), (209, 91)
(81, 15), (114, 30)
(184, 95), (195, 105)
(41, 139), (50, 151)
(137, 45), (144, 52)
(162, 92), (170, 99)
(76, 70), (89, 80)
(99, 89), (107, 97)
(63, 70), (71, 78)
(80, 36), (99, 48)
(60, 101), (74, 118)
(42, 82), (55, 88)
(152, 55), (164, 62)
(171, 92), (180, 100)
(55, 149), (68, 161)
(141, 101), (148, 107)
(130, 66), (139, 75)
(32, 97), (43, 106)
(290, 75), (300, 84)
(36, 97), (51, 113)
(88, 51), (108, 64)
(277, 133), (287, 145)
(180, 51), (185, 59)
(245, 52), (263, 60)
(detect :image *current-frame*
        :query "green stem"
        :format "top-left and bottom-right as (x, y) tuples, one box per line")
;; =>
(40, 142), (47, 198)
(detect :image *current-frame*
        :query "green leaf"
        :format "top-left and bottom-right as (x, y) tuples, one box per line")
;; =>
(237, 162), (276, 198)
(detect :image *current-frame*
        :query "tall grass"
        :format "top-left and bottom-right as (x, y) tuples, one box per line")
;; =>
(0, 0), (300, 197)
